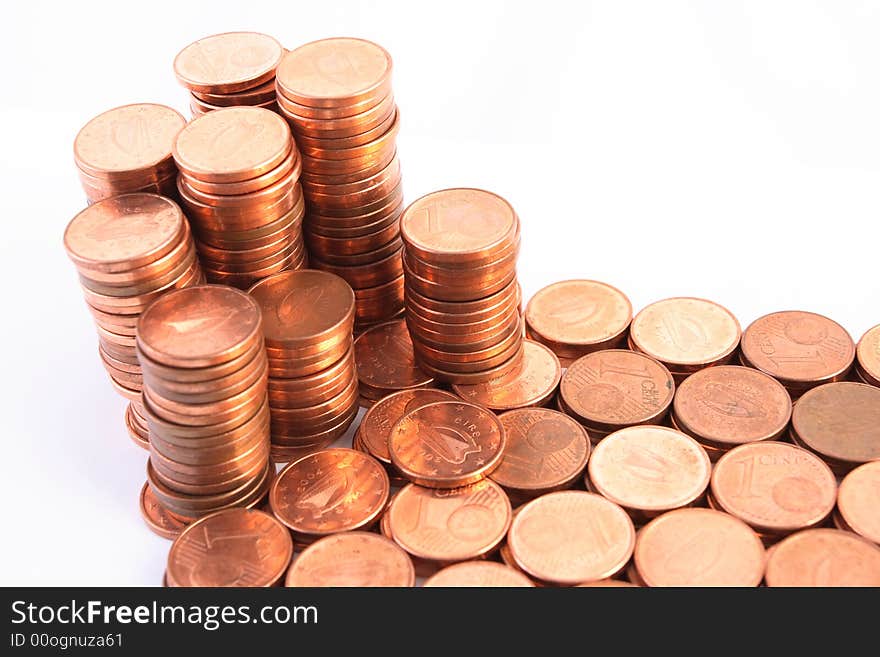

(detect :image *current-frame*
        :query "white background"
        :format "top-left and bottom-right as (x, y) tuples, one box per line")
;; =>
(1, 0), (878, 585)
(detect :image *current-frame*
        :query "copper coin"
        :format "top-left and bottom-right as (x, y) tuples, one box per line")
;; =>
(64, 194), (185, 274)
(247, 269), (355, 349)
(491, 408), (590, 496)
(629, 297), (741, 374)
(174, 32), (283, 94)
(354, 318), (433, 391)
(173, 107), (291, 183)
(284, 532), (414, 587)
(139, 481), (188, 540)
(400, 188), (519, 265)
(270, 448), (389, 537)
(587, 426), (711, 519)
(765, 528), (880, 586)
(633, 508), (764, 587)
(423, 561), (534, 587)
(673, 365), (792, 448)
(507, 491), (635, 585)
(389, 401), (505, 488)
(740, 311), (855, 392)
(166, 508), (292, 587)
(525, 280), (632, 357)
(387, 480), (511, 562)
(791, 382), (880, 471)
(710, 441), (837, 535)
(136, 285), (262, 368)
(836, 461), (880, 545)
(856, 324), (880, 386)
(276, 38), (392, 108)
(74, 104), (185, 179)
(451, 340), (560, 411)
(357, 388), (460, 464)
(559, 349), (675, 433)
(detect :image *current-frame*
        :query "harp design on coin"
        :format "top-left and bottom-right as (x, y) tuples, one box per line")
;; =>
(164, 305), (241, 337)
(295, 469), (351, 517)
(662, 529), (723, 581)
(82, 213), (161, 244)
(111, 113), (155, 158)
(545, 294), (599, 328)
(617, 444), (674, 482)
(699, 383), (766, 419)
(313, 49), (365, 89)
(659, 313), (709, 352)
(417, 424), (481, 464)
(211, 116), (266, 162)
(276, 285), (324, 327)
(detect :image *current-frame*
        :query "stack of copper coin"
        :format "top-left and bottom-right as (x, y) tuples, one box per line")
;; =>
(628, 297), (741, 383)
(172, 106), (306, 289)
(671, 365), (792, 461)
(275, 38), (404, 328)
(63, 194), (203, 449)
(558, 349), (675, 442)
(247, 270), (359, 461)
(739, 310), (854, 398)
(525, 280), (632, 365)
(136, 285), (273, 522)
(73, 104), (185, 203)
(353, 318), (434, 405)
(174, 32), (284, 118)
(400, 188), (523, 384)
(856, 324), (880, 387)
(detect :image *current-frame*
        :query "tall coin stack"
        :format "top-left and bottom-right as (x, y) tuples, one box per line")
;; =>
(172, 106), (306, 289)
(275, 38), (405, 329)
(173, 32), (284, 118)
(400, 188), (524, 383)
(247, 270), (359, 462)
(137, 286), (272, 522)
(73, 104), (185, 203)
(63, 194), (203, 449)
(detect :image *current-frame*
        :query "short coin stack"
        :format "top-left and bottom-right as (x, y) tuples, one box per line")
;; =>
(174, 32), (284, 118)
(400, 188), (524, 383)
(275, 38), (405, 329)
(137, 285), (273, 522)
(63, 194), (203, 448)
(525, 280), (632, 365)
(172, 106), (306, 289)
(247, 270), (359, 462)
(73, 104), (185, 203)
